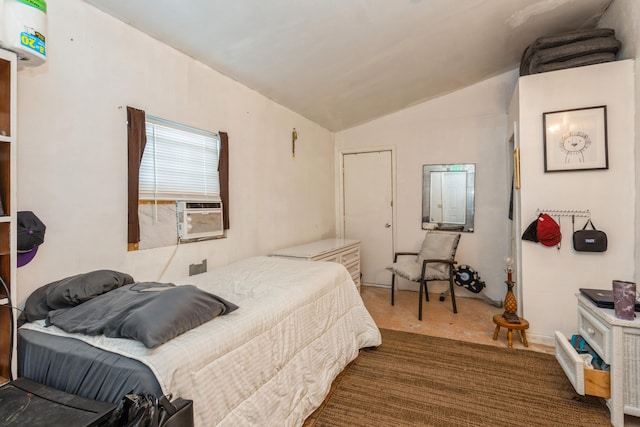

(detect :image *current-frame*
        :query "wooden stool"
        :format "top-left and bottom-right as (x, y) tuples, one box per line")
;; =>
(492, 314), (529, 348)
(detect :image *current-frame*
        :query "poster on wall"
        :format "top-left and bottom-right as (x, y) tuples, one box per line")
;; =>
(543, 105), (608, 172)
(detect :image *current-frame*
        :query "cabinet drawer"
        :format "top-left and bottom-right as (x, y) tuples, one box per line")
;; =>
(315, 253), (340, 263)
(555, 331), (610, 398)
(352, 275), (361, 292)
(345, 261), (359, 278)
(340, 246), (360, 265)
(578, 305), (611, 363)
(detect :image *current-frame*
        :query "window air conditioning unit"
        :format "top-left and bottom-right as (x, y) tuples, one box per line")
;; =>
(176, 201), (224, 240)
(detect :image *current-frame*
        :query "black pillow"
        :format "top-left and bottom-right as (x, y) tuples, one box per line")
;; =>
(18, 270), (134, 326)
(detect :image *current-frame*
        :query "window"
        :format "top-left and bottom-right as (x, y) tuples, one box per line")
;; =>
(140, 116), (221, 202)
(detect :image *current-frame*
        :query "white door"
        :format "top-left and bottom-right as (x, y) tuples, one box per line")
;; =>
(442, 171), (467, 224)
(343, 150), (393, 286)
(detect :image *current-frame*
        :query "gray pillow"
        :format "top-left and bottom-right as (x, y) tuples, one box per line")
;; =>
(417, 231), (460, 278)
(18, 270), (134, 326)
(46, 282), (239, 348)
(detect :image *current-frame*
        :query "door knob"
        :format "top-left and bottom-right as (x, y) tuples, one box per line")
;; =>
(385, 223), (391, 228)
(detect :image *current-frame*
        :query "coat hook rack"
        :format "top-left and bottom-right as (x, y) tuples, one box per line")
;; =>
(535, 209), (591, 218)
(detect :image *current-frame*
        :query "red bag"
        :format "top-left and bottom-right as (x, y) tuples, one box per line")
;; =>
(536, 214), (561, 247)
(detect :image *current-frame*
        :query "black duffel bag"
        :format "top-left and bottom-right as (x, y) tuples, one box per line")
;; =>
(109, 393), (194, 427)
(573, 219), (607, 252)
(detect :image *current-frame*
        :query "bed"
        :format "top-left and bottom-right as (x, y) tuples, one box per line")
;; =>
(17, 256), (381, 426)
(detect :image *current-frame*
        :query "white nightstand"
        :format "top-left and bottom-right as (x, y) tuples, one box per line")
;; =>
(555, 294), (640, 427)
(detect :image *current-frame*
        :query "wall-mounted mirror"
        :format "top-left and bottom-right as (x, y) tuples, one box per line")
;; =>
(422, 163), (475, 232)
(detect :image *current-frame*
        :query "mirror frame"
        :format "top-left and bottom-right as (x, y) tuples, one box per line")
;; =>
(422, 163), (475, 232)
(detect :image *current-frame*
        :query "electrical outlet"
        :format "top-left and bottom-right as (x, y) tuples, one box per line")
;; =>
(189, 259), (207, 276)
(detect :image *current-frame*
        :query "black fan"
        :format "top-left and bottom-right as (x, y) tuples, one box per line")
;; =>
(454, 265), (485, 294)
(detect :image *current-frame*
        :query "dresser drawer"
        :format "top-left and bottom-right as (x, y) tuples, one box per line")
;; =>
(578, 305), (611, 363)
(340, 246), (360, 265)
(555, 331), (610, 398)
(345, 261), (359, 278)
(352, 274), (361, 292)
(315, 253), (340, 263)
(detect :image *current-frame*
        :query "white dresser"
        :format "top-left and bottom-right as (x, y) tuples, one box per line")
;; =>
(555, 294), (640, 427)
(271, 239), (361, 291)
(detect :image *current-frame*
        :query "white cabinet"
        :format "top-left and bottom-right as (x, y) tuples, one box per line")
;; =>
(270, 239), (361, 291)
(555, 294), (640, 426)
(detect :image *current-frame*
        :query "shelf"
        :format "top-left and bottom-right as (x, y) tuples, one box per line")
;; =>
(0, 222), (9, 255)
(0, 48), (15, 381)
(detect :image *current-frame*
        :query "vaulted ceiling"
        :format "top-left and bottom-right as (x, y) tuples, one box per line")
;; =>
(83, 0), (613, 131)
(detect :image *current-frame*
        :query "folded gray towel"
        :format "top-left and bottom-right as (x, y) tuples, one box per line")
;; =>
(529, 28), (615, 50)
(520, 29), (621, 76)
(530, 52), (616, 74)
(529, 36), (621, 66)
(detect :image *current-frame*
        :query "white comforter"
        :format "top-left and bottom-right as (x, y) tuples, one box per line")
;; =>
(21, 256), (381, 426)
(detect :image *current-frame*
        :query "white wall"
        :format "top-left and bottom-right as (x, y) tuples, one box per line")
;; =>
(598, 0), (640, 287)
(515, 60), (635, 341)
(335, 71), (519, 301)
(14, 0), (336, 304)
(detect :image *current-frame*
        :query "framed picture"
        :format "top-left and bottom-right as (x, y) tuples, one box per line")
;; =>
(543, 105), (608, 172)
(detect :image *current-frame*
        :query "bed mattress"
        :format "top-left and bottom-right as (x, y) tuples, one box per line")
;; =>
(19, 256), (381, 426)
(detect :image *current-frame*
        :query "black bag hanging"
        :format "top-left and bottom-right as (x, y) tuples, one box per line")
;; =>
(573, 218), (607, 252)
(521, 215), (539, 242)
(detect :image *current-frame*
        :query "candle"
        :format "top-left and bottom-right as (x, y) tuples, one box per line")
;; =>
(504, 256), (513, 283)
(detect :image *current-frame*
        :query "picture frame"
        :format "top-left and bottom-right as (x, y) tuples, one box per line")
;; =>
(543, 105), (608, 172)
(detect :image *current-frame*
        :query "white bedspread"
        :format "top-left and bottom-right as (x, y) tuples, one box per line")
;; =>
(21, 256), (381, 426)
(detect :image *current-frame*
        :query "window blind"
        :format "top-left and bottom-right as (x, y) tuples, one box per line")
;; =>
(140, 116), (220, 201)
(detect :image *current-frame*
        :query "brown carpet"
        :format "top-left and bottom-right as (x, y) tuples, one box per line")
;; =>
(306, 329), (610, 427)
